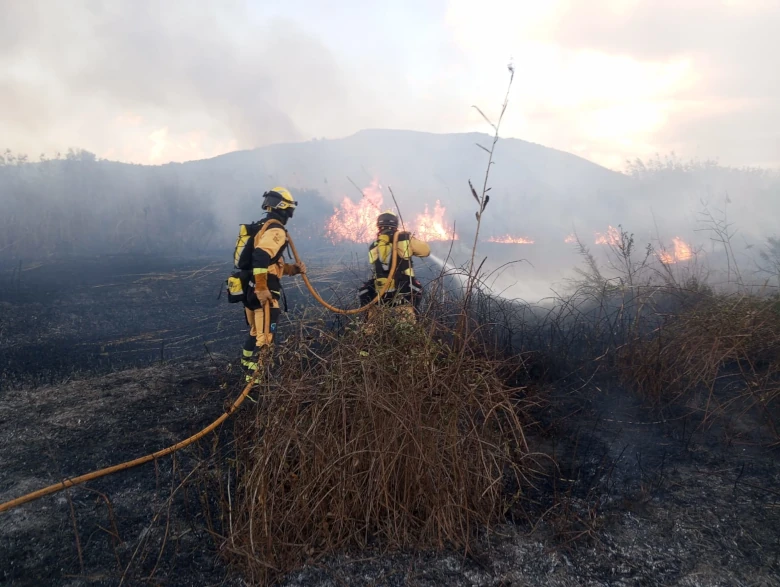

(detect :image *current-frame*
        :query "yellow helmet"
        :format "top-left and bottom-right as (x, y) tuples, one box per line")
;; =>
(262, 186), (297, 217)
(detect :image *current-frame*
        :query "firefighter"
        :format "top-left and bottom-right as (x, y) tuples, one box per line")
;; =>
(240, 187), (306, 381)
(359, 210), (430, 325)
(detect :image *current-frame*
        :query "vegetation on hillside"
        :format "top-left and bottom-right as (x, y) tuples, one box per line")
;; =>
(0, 148), (332, 260)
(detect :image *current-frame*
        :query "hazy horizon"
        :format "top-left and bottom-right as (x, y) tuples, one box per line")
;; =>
(2, 127), (662, 173)
(3, 1), (779, 303)
(2, 1), (779, 171)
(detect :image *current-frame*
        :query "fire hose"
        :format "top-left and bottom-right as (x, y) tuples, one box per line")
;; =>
(286, 228), (401, 315)
(0, 227), (402, 513)
(0, 300), (270, 514)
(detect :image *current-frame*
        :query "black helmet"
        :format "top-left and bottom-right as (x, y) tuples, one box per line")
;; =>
(376, 210), (399, 230)
(262, 186), (297, 218)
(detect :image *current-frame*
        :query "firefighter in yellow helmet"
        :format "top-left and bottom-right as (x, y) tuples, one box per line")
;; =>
(240, 187), (306, 381)
(358, 210), (430, 325)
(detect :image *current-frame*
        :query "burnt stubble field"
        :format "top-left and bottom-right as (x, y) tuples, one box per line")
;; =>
(1, 252), (779, 586)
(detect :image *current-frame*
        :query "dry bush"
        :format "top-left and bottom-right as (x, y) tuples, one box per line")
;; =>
(618, 292), (780, 433)
(209, 309), (541, 585)
(499, 221), (780, 443)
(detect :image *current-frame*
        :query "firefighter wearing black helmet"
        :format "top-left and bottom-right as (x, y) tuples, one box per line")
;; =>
(240, 187), (306, 380)
(358, 210), (430, 323)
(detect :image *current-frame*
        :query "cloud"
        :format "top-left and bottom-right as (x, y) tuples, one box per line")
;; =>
(443, 0), (780, 168)
(2, 0), (779, 168)
(0, 0), (362, 162)
(550, 0), (777, 62)
(441, 2), (696, 168)
(545, 0), (780, 166)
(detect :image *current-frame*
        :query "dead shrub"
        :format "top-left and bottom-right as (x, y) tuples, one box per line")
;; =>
(214, 309), (541, 584)
(619, 292), (780, 435)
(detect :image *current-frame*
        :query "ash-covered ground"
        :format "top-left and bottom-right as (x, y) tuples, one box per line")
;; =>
(1, 253), (778, 586)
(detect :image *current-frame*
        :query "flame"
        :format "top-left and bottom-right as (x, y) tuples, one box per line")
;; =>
(413, 200), (458, 241)
(325, 180), (458, 243)
(487, 235), (535, 244)
(658, 237), (693, 264)
(564, 233), (577, 244)
(595, 225), (620, 246)
(325, 179), (384, 244)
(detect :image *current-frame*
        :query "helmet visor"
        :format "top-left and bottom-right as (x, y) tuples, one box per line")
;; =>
(263, 191), (298, 215)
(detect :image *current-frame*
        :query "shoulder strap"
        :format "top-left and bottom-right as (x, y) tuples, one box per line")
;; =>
(259, 219), (289, 264)
(264, 218), (286, 231)
(257, 218), (285, 236)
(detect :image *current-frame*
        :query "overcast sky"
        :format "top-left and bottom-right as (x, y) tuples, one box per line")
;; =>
(1, 0), (778, 170)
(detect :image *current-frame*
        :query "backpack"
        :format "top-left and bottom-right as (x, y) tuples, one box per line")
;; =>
(234, 220), (263, 271)
(225, 218), (285, 304)
(369, 231), (415, 290)
(364, 231), (423, 308)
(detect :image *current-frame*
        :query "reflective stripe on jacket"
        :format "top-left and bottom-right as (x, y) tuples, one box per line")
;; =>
(368, 231), (430, 289)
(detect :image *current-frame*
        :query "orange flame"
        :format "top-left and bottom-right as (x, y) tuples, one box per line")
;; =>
(325, 179), (384, 244)
(487, 235), (535, 244)
(595, 225), (620, 246)
(325, 180), (458, 243)
(413, 200), (458, 241)
(564, 233), (577, 244)
(658, 237), (693, 264)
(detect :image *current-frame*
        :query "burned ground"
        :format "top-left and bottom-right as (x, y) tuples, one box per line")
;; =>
(1, 360), (240, 586)
(1, 254), (779, 586)
(277, 380), (780, 586)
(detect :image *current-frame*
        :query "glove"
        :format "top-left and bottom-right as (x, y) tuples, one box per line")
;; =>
(253, 273), (273, 304)
(283, 261), (306, 276)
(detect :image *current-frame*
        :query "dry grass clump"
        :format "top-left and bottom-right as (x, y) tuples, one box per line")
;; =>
(213, 309), (541, 584)
(619, 292), (780, 434)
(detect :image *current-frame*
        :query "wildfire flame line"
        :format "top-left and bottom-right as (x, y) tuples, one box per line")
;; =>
(486, 235), (535, 244)
(325, 181), (458, 243)
(414, 200), (458, 242)
(325, 179), (384, 244)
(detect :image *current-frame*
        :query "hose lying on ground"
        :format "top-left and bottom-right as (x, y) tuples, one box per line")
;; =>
(0, 226), (401, 513)
(0, 304), (271, 514)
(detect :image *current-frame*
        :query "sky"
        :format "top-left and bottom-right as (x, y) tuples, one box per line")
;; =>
(1, 0), (778, 171)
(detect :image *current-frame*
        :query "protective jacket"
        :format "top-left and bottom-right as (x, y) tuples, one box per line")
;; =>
(240, 210), (303, 380)
(244, 212), (298, 310)
(360, 230), (430, 307)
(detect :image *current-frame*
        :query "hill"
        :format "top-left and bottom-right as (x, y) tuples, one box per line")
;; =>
(3, 130), (777, 294)
(179, 129), (633, 240)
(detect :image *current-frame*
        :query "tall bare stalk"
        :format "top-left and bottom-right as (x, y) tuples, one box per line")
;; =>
(458, 64), (515, 338)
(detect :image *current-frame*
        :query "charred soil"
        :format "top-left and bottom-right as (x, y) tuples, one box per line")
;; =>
(1, 255), (779, 586)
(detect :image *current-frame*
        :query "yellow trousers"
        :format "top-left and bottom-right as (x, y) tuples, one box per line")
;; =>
(241, 299), (280, 377)
(244, 299), (280, 348)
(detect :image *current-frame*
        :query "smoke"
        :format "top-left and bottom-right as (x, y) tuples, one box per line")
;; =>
(0, 1), (367, 161)
(2, 127), (778, 304)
